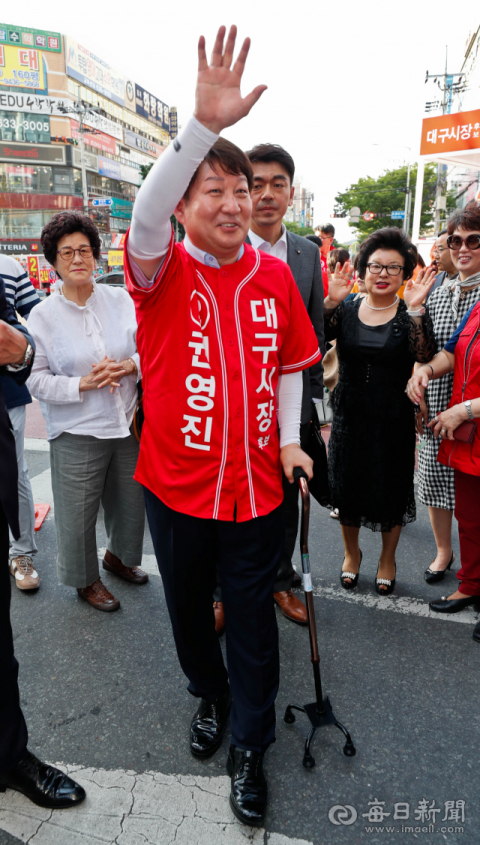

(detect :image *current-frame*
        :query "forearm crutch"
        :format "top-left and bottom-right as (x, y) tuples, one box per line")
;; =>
(284, 467), (356, 768)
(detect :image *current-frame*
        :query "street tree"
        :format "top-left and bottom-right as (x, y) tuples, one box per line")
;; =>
(334, 163), (455, 241)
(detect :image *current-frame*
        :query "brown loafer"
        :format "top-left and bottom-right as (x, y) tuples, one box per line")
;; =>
(213, 601), (225, 636)
(103, 550), (148, 584)
(77, 577), (120, 612)
(273, 590), (308, 625)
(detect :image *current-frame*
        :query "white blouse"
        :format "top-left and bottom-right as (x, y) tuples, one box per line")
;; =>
(27, 281), (141, 441)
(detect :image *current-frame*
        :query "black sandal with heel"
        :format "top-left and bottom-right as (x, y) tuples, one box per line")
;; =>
(374, 561), (396, 596)
(340, 550), (363, 590)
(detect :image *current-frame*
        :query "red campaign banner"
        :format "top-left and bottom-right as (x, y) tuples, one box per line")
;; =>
(420, 108), (480, 155)
(70, 121), (117, 155)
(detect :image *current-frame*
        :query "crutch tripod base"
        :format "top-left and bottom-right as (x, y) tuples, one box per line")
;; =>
(284, 468), (356, 769)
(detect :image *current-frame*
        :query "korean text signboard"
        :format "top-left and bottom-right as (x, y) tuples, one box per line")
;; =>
(0, 45), (45, 90)
(123, 129), (163, 158)
(65, 37), (126, 106)
(134, 84), (169, 132)
(420, 108), (480, 156)
(71, 120), (117, 155)
(0, 23), (61, 52)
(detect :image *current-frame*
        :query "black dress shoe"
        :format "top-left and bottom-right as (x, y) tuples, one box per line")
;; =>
(473, 620), (480, 643)
(0, 751), (86, 809)
(424, 552), (454, 584)
(340, 550), (363, 590)
(190, 688), (231, 758)
(227, 745), (267, 827)
(374, 560), (396, 596)
(429, 595), (480, 614)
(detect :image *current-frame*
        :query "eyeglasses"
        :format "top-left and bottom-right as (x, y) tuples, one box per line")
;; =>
(57, 246), (94, 261)
(434, 246), (449, 254)
(366, 262), (404, 276)
(446, 234), (480, 251)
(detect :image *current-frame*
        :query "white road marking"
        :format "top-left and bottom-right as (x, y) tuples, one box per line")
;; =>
(25, 438), (50, 453)
(0, 765), (312, 845)
(31, 469), (479, 628)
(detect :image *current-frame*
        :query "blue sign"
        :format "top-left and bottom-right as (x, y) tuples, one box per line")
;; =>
(92, 198), (113, 207)
(134, 83), (170, 132)
(391, 210), (405, 220)
(98, 155), (122, 181)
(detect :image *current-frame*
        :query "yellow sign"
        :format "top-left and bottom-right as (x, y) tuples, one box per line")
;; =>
(0, 44), (45, 89)
(108, 250), (124, 267)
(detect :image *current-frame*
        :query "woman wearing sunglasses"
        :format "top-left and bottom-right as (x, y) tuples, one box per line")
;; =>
(415, 204), (480, 589)
(407, 205), (480, 642)
(27, 212), (147, 612)
(324, 227), (436, 595)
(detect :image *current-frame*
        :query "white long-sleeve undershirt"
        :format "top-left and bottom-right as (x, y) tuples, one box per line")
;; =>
(129, 116), (219, 262)
(128, 115), (302, 446)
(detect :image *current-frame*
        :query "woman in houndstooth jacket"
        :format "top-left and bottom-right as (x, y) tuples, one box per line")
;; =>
(417, 202), (480, 585)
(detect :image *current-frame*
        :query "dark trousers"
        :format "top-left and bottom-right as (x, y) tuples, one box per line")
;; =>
(455, 470), (480, 596)
(0, 504), (28, 774)
(274, 422), (310, 592)
(144, 489), (284, 752)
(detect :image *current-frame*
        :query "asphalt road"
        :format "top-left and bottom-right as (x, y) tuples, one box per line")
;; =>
(1, 441), (479, 845)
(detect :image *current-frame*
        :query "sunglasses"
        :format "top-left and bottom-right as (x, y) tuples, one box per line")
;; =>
(446, 234), (480, 251)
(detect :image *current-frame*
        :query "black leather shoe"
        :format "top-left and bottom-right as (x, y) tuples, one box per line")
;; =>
(340, 550), (363, 590)
(0, 751), (86, 809)
(424, 552), (454, 584)
(227, 744), (267, 827)
(473, 620), (480, 643)
(375, 560), (396, 596)
(429, 595), (480, 614)
(190, 688), (231, 758)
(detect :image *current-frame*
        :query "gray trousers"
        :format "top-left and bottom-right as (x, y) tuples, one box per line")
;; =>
(8, 405), (37, 560)
(50, 431), (145, 588)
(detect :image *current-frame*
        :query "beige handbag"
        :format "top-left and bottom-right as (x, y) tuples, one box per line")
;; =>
(322, 341), (339, 393)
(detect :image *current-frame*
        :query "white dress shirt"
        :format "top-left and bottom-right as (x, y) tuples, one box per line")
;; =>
(248, 224), (288, 264)
(27, 281), (140, 441)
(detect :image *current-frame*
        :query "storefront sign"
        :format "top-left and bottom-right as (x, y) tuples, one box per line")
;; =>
(71, 119), (117, 155)
(67, 146), (98, 172)
(134, 83), (169, 132)
(420, 108), (480, 155)
(0, 111), (50, 143)
(98, 155), (140, 186)
(0, 44), (45, 90)
(0, 23), (61, 53)
(0, 141), (65, 164)
(108, 250), (124, 266)
(123, 129), (163, 158)
(0, 239), (42, 253)
(124, 79), (136, 113)
(65, 37), (126, 106)
(169, 107), (178, 138)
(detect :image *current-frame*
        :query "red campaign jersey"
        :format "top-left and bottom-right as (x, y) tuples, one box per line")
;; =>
(125, 232), (322, 522)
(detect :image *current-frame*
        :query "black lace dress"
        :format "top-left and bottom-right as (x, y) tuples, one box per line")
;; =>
(325, 298), (436, 532)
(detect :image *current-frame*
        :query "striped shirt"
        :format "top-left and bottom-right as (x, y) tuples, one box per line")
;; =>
(0, 255), (40, 409)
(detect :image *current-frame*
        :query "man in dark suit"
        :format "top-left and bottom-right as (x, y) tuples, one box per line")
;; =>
(212, 144), (324, 631)
(0, 279), (85, 808)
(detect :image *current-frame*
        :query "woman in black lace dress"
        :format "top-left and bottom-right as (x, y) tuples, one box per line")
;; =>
(324, 228), (437, 594)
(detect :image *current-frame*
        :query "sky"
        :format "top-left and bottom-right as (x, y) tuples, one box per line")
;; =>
(5, 0), (479, 242)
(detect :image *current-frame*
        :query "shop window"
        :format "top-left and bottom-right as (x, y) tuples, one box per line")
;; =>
(0, 111), (50, 144)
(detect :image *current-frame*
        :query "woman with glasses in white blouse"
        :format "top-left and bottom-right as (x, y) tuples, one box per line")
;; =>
(27, 212), (147, 612)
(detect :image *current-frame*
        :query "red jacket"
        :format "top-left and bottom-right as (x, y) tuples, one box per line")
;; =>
(438, 300), (480, 476)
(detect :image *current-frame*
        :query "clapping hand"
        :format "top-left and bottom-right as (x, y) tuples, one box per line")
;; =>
(194, 26), (267, 135)
(326, 261), (355, 305)
(403, 266), (436, 311)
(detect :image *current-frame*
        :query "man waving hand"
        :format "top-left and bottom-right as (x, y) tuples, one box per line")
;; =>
(126, 26), (321, 827)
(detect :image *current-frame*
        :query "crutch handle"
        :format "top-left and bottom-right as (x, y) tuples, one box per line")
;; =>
(293, 466), (309, 482)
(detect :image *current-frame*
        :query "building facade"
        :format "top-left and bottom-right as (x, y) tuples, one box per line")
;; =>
(0, 21), (174, 274)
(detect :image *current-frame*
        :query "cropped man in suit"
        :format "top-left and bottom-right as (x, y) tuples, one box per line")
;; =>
(213, 144), (324, 630)
(0, 279), (85, 808)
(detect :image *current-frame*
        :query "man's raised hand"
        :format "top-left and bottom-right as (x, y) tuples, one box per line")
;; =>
(194, 25), (267, 135)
